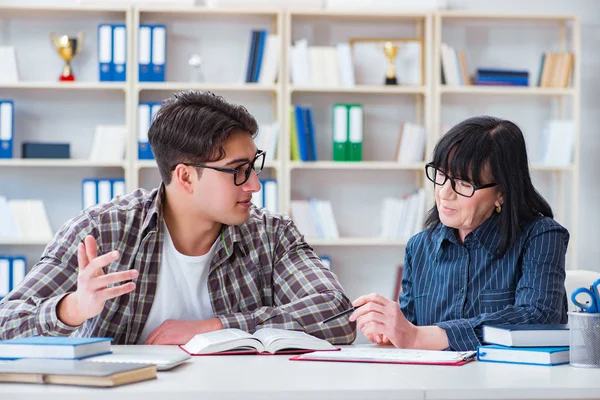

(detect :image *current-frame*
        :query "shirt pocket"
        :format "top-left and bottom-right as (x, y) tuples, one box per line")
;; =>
(479, 288), (516, 313)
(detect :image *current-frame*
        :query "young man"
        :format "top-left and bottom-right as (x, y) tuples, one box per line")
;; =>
(0, 91), (356, 345)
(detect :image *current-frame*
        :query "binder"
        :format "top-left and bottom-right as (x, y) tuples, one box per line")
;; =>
(112, 179), (126, 198)
(332, 104), (349, 161)
(98, 24), (113, 81)
(305, 108), (317, 161)
(0, 101), (14, 159)
(138, 103), (154, 160)
(252, 30), (268, 83)
(138, 25), (152, 82)
(82, 179), (98, 209)
(262, 179), (278, 213)
(348, 104), (363, 162)
(97, 180), (112, 205)
(151, 25), (166, 82)
(293, 106), (309, 161)
(252, 186), (264, 208)
(0, 257), (9, 298)
(289, 107), (300, 161)
(10, 256), (26, 291)
(112, 24), (127, 82)
(245, 31), (260, 83)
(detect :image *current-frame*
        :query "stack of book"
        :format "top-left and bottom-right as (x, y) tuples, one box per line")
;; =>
(477, 324), (570, 366)
(244, 30), (280, 84)
(0, 197), (53, 242)
(290, 198), (339, 239)
(473, 68), (529, 86)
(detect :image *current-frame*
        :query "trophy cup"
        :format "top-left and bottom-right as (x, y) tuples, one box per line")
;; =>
(382, 41), (399, 85)
(50, 32), (84, 81)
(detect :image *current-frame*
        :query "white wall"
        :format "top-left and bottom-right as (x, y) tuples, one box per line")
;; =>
(2, 0), (598, 272)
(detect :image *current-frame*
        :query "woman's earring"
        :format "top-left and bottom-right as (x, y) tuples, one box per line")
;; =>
(495, 204), (502, 213)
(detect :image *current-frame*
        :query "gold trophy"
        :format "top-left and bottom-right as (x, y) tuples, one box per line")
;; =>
(50, 32), (84, 81)
(382, 41), (399, 85)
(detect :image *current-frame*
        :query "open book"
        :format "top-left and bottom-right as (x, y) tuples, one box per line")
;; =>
(180, 328), (337, 355)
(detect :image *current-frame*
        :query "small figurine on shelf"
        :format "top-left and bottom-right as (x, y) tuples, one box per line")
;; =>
(188, 54), (204, 83)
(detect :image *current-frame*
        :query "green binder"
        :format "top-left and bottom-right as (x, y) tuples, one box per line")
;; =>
(332, 103), (349, 161)
(348, 104), (363, 162)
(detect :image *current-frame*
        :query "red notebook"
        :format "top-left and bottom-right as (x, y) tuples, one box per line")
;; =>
(290, 347), (476, 366)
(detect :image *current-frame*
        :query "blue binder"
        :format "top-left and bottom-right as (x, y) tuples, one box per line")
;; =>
(252, 30), (268, 82)
(98, 24), (113, 81)
(0, 101), (14, 159)
(138, 102), (155, 160)
(151, 24), (166, 82)
(112, 24), (127, 82)
(138, 24), (153, 82)
(294, 105), (309, 162)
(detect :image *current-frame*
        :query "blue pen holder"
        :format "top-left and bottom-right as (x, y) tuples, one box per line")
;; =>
(569, 311), (600, 368)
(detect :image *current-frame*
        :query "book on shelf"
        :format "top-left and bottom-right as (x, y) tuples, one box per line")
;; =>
(0, 358), (156, 387)
(254, 122), (279, 163)
(477, 345), (569, 366)
(0, 100), (14, 159)
(538, 52), (574, 88)
(379, 189), (426, 240)
(482, 324), (570, 347)
(0, 46), (19, 84)
(252, 179), (278, 213)
(394, 122), (426, 164)
(291, 347), (476, 366)
(290, 198), (339, 239)
(0, 256), (26, 299)
(82, 179), (126, 210)
(540, 120), (575, 167)
(4, 199), (53, 241)
(180, 328), (337, 355)
(0, 337), (112, 360)
(88, 125), (127, 163)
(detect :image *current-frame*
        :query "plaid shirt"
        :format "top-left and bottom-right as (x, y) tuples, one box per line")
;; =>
(0, 187), (356, 345)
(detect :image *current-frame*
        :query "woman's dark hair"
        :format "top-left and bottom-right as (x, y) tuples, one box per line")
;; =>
(425, 115), (553, 257)
(148, 90), (258, 184)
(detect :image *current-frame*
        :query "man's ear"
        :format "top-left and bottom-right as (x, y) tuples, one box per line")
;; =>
(172, 165), (196, 194)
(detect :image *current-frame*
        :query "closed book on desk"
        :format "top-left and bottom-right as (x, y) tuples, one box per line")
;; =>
(0, 358), (156, 387)
(181, 328), (337, 355)
(483, 324), (569, 347)
(0, 337), (112, 360)
(290, 347), (476, 366)
(477, 345), (569, 366)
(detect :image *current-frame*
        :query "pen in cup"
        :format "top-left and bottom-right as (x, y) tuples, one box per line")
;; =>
(320, 306), (358, 325)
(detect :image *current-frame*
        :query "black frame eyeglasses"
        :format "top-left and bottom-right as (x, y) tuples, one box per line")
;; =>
(425, 162), (497, 198)
(172, 150), (266, 186)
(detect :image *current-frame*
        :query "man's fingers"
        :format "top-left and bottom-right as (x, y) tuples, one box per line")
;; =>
(85, 251), (120, 274)
(98, 282), (136, 301)
(84, 235), (98, 261)
(77, 243), (89, 271)
(90, 270), (138, 291)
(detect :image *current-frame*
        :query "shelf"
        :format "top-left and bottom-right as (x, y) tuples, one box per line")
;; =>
(530, 163), (574, 172)
(0, 238), (51, 246)
(0, 4), (128, 14)
(291, 85), (427, 95)
(137, 82), (279, 93)
(290, 9), (428, 20)
(440, 86), (575, 96)
(438, 10), (577, 22)
(0, 82), (128, 91)
(289, 161), (425, 171)
(137, 5), (280, 16)
(0, 159), (126, 168)
(307, 237), (408, 247)
(136, 160), (281, 170)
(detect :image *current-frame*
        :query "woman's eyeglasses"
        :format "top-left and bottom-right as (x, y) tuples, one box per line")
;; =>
(425, 163), (497, 198)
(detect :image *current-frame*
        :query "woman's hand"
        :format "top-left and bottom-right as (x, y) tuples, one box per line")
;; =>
(349, 293), (419, 348)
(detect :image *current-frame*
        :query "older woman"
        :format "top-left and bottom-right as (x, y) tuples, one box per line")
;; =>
(350, 116), (569, 351)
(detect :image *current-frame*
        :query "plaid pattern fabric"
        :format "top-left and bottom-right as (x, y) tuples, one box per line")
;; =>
(0, 187), (356, 345)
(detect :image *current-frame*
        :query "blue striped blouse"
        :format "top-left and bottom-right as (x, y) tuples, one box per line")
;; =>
(400, 213), (569, 351)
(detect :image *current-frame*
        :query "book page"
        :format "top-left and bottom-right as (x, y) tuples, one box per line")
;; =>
(253, 328), (336, 353)
(181, 329), (264, 354)
(298, 347), (475, 363)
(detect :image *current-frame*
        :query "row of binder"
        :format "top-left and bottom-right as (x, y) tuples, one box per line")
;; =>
(98, 24), (127, 82)
(252, 179), (278, 214)
(0, 100), (14, 159)
(82, 179), (126, 210)
(138, 102), (162, 160)
(0, 256), (26, 298)
(332, 103), (363, 162)
(98, 24), (166, 82)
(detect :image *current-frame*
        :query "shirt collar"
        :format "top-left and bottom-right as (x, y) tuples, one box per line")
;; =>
(140, 184), (164, 236)
(434, 212), (501, 256)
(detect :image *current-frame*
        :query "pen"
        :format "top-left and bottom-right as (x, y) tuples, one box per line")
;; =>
(320, 307), (357, 325)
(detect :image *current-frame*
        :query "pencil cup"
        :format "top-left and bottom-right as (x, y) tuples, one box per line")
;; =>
(569, 311), (600, 368)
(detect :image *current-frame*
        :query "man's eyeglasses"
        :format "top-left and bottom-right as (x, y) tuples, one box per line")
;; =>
(425, 162), (497, 198)
(172, 150), (265, 186)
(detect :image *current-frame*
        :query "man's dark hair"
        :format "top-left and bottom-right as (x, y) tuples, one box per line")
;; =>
(425, 115), (553, 257)
(148, 90), (259, 184)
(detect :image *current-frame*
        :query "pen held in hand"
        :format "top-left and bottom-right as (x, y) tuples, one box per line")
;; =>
(320, 307), (358, 325)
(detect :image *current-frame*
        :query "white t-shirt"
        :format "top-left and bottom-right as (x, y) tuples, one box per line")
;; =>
(137, 222), (217, 344)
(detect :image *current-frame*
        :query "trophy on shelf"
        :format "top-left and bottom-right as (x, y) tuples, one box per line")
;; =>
(50, 32), (84, 81)
(382, 41), (399, 85)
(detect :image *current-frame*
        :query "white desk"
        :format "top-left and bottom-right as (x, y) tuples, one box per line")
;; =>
(2, 349), (600, 400)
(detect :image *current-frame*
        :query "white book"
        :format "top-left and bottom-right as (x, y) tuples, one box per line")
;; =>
(27, 200), (53, 241)
(402, 192), (419, 240)
(181, 328), (335, 355)
(323, 47), (340, 88)
(88, 125), (127, 162)
(319, 200), (340, 239)
(112, 180), (126, 198)
(290, 201), (315, 238)
(263, 180), (278, 214)
(11, 258), (27, 291)
(541, 120), (575, 166)
(0, 47), (19, 83)
(97, 180), (112, 205)
(291, 39), (311, 86)
(7, 200), (29, 238)
(336, 43), (355, 88)
(308, 47), (327, 86)
(258, 34), (280, 85)
(82, 180), (97, 209)
(0, 196), (17, 239)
